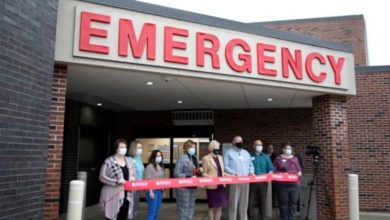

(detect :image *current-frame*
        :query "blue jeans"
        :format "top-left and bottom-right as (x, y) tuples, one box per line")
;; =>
(146, 190), (163, 220)
(276, 184), (299, 220)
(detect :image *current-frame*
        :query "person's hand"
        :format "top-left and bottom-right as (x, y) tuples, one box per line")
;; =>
(192, 175), (197, 178)
(118, 178), (126, 184)
(129, 177), (135, 181)
(149, 191), (155, 200)
(297, 171), (302, 177)
(249, 173), (255, 176)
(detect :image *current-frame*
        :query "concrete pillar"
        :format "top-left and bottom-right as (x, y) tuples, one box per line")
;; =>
(312, 95), (351, 220)
(66, 180), (85, 220)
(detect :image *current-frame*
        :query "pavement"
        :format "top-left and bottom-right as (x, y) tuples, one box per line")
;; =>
(60, 202), (390, 220)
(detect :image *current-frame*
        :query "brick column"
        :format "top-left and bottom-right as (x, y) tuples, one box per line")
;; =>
(44, 64), (67, 220)
(312, 95), (350, 220)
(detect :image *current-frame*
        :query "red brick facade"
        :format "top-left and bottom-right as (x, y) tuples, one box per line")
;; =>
(44, 15), (389, 220)
(44, 64), (67, 220)
(348, 69), (390, 211)
(259, 15), (367, 66)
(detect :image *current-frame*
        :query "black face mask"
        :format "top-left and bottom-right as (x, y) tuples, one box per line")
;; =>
(235, 142), (243, 148)
(212, 149), (220, 155)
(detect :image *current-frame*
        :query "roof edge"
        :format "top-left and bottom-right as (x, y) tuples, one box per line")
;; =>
(356, 65), (390, 73)
(80, 0), (353, 53)
(251, 15), (364, 25)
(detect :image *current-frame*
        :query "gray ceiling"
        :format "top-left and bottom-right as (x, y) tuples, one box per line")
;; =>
(66, 64), (322, 111)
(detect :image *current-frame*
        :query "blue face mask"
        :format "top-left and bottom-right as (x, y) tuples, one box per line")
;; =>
(118, 148), (127, 156)
(155, 156), (162, 163)
(187, 147), (196, 156)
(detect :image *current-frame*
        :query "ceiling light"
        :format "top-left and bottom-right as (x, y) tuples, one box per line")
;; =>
(97, 103), (103, 106)
(146, 81), (154, 86)
(177, 100), (183, 104)
(267, 98), (273, 102)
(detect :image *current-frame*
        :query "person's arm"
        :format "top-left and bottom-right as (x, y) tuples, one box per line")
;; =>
(99, 161), (119, 186)
(201, 157), (210, 177)
(273, 157), (280, 173)
(266, 156), (274, 173)
(295, 157), (302, 176)
(174, 155), (186, 178)
(144, 164), (152, 179)
(223, 150), (237, 176)
(248, 153), (255, 175)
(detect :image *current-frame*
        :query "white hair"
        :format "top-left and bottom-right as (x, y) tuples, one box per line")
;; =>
(208, 140), (220, 151)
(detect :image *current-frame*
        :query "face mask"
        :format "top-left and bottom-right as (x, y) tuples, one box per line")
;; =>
(285, 149), (292, 155)
(155, 156), (162, 163)
(235, 142), (243, 148)
(212, 149), (220, 155)
(187, 148), (196, 156)
(118, 148), (127, 156)
(136, 148), (143, 156)
(255, 145), (263, 153)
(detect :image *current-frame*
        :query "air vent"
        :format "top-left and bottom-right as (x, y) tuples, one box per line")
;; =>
(172, 110), (214, 125)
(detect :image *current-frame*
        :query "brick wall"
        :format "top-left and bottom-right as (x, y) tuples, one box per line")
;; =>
(348, 68), (390, 211)
(44, 64), (67, 219)
(258, 15), (367, 66)
(0, 0), (58, 219)
(214, 109), (314, 172)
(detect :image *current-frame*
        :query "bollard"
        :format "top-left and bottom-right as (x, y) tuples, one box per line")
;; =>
(77, 171), (87, 220)
(265, 181), (273, 218)
(67, 180), (85, 220)
(348, 174), (359, 220)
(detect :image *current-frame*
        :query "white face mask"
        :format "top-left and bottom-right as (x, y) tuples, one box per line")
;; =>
(285, 149), (292, 156)
(118, 148), (127, 156)
(136, 148), (143, 156)
(187, 147), (196, 156)
(155, 156), (162, 163)
(255, 145), (263, 153)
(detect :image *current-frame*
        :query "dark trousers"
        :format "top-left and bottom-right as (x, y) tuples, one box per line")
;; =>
(276, 185), (299, 220)
(248, 182), (268, 220)
(118, 199), (130, 220)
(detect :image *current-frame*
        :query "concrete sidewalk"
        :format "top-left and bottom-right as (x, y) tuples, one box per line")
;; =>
(61, 202), (390, 220)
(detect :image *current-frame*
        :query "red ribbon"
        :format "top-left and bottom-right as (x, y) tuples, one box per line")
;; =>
(124, 173), (298, 191)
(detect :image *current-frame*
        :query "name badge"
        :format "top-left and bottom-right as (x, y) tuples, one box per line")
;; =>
(282, 159), (287, 163)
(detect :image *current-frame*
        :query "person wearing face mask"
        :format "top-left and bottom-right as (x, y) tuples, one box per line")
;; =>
(201, 140), (228, 220)
(128, 140), (145, 220)
(273, 143), (302, 220)
(224, 136), (254, 220)
(99, 138), (136, 220)
(144, 150), (165, 220)
(248, 140), (274, 220)
(174, 140), (200, 220)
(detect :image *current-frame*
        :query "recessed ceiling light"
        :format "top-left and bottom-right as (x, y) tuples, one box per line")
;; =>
(177, 100), (183, 104)
(146, 81), (154, 86)
(97, 103), (103, 106)
(267, 98), (273, 102)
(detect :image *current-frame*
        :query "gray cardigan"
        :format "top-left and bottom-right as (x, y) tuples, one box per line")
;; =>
(99, 156), (135, 220)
